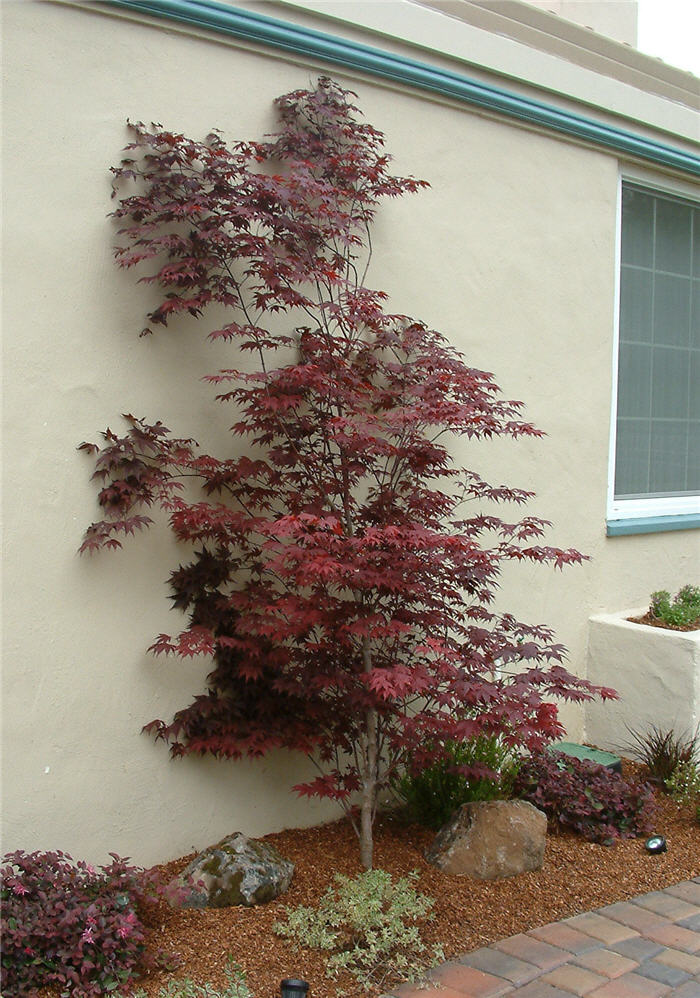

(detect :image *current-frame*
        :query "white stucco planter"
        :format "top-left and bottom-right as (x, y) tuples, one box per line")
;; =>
(585, 609), (700, 752)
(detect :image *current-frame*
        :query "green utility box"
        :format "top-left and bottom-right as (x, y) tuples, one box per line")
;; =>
(549, 741), (622, 773)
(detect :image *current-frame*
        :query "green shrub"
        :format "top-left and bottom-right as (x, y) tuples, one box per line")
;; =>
(622, 723), (700, 786)
(665, 761), (700, 805)
(273, 869), (444, 987)
(649, 585), (700, 629)
(394, 736), (519, 829)
(128, 961), (251, 998)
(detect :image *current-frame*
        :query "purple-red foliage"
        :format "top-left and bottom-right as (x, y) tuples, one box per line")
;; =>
(0, 850), (165, 997)
(80, 77), (615, 867)
(515, 753), (656, 845)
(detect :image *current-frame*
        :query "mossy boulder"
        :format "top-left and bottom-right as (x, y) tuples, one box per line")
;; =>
(170, 832), (294, 908)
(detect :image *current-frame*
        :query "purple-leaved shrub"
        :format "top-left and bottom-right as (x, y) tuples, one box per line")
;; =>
(515, 752), (656, 845)
(1, 849), (165, 997)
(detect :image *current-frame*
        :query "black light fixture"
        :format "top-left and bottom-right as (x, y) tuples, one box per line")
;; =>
(280, 979), (309, 998)
(645, 835), (667, 854)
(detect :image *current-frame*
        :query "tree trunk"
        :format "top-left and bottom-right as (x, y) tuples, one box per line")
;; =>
(359, 705), (378, 869)
(359, 636), (378, 869)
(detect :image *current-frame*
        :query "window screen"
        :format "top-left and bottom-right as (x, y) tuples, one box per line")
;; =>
(615, 184), (700, 500)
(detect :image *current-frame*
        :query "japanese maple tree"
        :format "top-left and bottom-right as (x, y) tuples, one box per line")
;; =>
(81, 78), (614, 868)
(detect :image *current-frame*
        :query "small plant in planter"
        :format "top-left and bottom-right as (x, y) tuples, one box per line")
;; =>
(631, 585), (700, 632)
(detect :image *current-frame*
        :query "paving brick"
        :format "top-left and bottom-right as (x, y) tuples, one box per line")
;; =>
(529, 923), (602, 954)
(596, 901), (671, 933)
(499, 982), (571, 998)
(574, 948), (639, 978)
(493, 934), (570, 971)
(386, 984), (436, 997)
(654, 947), (700, 974)
(632, 892), (700, 921)
(678, 913), (700, 931)
(564, 912), (638, 945)
(644, 924), (700, 953)
(664, 882), (700, 906)
(383, 986), (434, 998)
(587, 972), (672, 996)
(609, 938), (664, 963)
(458, 946), (540, 984)
(428, 962), (513, 996)
(539, 964), (608, 995)
(671, 982), (700, 998)
(634, 959), (691, 986)
(391, 988), (467, 998)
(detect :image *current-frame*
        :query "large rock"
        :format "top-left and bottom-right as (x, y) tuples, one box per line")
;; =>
(425, 800), (547, 880)
(170, 832), (294, 908)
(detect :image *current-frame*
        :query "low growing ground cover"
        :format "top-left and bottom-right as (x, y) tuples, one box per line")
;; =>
(122, 762), (698, 998)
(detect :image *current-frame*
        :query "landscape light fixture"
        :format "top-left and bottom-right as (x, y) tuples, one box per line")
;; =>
(645, 835), (667, 854)
(280, 979), (309, 998)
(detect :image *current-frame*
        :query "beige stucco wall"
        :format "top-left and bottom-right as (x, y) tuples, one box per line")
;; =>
(2, 0), (699, 865)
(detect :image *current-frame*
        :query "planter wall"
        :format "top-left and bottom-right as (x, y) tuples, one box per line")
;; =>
(585, 609), (700, 752)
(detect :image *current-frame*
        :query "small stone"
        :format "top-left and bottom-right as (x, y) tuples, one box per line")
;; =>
(169, 832), (294, 907)
(425, 800), (547, 880)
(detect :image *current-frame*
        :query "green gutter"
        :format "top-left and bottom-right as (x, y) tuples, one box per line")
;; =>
(106, 0), (700, 178)
(607, 514), (700, 536)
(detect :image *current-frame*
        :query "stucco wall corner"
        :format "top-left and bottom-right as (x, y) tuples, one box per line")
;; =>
(585, 609), (700, 752)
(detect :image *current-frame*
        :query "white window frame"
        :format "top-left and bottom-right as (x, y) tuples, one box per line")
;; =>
(607, 167), (700, 526)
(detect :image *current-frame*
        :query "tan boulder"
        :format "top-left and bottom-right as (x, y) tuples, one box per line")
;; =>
(425, 800), (547, 880)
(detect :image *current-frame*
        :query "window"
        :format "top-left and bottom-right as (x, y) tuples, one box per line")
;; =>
(608, 181), (700, 534)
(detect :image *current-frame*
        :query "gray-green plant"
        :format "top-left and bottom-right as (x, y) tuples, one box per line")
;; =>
(273, 869), (444, 987)
(126, 961), (251, 998)
(665, 760), (700, 805)
(649, 585), (700, 629)
(393, 734), (520, 829)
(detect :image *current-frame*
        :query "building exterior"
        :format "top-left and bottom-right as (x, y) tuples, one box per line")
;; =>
(2, 0), (699, 865)
(525, 0), (637, 46)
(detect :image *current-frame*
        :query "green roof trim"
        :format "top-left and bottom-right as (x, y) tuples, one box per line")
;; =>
(106, 0), (700, 178)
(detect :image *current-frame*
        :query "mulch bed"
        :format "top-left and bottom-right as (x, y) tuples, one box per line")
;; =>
(133, 763), (700, 998)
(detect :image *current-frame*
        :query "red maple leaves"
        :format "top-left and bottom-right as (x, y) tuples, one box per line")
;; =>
(81, 78), (614, 867)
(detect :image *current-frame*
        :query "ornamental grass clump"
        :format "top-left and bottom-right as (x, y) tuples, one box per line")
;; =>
(515, 752), (656, 845)
(273, 869), (444, 986)
(1, 849), (164, 998)
(621, 723), (700, 787)
(394, 734), (520, 829)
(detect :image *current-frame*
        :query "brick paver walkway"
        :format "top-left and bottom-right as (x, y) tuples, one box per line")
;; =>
(383, 879), (700, 997)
